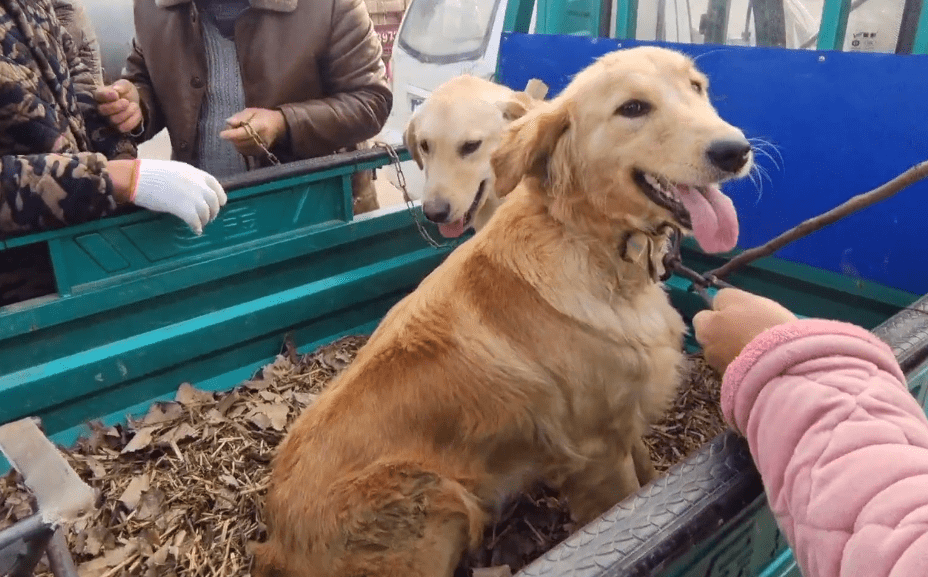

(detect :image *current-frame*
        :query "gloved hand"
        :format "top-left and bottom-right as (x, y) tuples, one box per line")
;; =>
(692, 288), (798, 374)
(130, 159), (228, 235)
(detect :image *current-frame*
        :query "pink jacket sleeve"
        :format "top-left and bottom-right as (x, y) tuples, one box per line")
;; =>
(721, 318), (928, 577)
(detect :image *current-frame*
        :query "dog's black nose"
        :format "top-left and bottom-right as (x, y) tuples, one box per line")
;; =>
(422, 199), (451, 223)
(706, 139), (752, 174)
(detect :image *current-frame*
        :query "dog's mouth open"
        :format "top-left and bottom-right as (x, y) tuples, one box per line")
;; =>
(437, 180), (487, 238)
(632, 170), (739, 254)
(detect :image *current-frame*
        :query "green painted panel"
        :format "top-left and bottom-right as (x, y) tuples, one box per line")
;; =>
(907, 361), (928, 413)
(0, 248), (448, 429)
(675, 238), (916, 328)
(914, 0), (928, 54)
(0, 209), (432, 341)
(0, 149), (410, 252)
(43, 318), (384, 460)
(537, 0), (602, 36)
(663, 494), (796, 577)
(702, 0), (733, 45)
(73, 233), (130, 272)
(615, 0), (638, 39)
(0, 223), (440, 376)
(817, 0), (852, 50)
(34, 291), (417, 439)
(53, 179), (343, 286)
(504, 0), (535, 33)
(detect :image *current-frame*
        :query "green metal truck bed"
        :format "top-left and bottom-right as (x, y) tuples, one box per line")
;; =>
(2, 147), (927, 577)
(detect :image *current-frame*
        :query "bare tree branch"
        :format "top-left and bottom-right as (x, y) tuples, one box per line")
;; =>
(706, 159), (928, 282)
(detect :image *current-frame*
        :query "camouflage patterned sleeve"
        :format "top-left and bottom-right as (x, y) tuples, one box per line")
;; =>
(53, 0), (104, 85)
(0, 151), (119, 235)
(76, 86), (140, 161)
(59, 16), (139, 160)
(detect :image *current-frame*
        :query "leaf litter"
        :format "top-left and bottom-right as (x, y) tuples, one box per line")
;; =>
(0, 335), (724, 577)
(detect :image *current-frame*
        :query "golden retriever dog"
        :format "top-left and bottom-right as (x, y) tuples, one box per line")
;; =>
(403, 74), (547, 238)
(252, 46), (753, 577)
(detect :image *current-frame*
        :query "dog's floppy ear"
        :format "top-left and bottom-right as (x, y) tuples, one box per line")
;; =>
(403, 114), (424, 169)
(491, 101), (571, 197)
(497, 78), (549, 121)
(495, 91), (537, 122)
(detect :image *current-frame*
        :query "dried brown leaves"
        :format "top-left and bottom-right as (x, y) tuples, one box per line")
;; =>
(643, 355), (727, 473)
(0, 335), (367, 577)
(0, 337), (723, 577)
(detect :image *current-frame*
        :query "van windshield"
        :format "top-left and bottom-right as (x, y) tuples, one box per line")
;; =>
(397, 0), (503, 64)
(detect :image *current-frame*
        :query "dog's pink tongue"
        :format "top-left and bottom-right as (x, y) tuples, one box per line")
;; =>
(678, 185), (739, 254)
(437, 218), (466, 238)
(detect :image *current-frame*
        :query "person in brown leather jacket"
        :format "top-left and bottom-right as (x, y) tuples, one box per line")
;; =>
(95, 0), (391, 214)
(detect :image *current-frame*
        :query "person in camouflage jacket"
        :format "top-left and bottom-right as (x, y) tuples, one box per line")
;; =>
(1, 0), (231, 237)
(53, 0), (104, 86)
(0, 0), (139, 237)
(0, 0), (228, 306)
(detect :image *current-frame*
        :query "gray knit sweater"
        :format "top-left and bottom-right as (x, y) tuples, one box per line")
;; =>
(195, 0), (250, 179)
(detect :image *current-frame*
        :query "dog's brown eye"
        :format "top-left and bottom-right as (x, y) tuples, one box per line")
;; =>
(615, 100), (651, 118)
(420, 140), (430, 154)
(459, 140), (482, 156)
(691, 81), (704, 94)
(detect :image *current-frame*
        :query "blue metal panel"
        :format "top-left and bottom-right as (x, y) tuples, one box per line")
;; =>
(496, 33), (928, 295)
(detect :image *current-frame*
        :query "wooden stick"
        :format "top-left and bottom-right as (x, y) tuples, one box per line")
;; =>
(707, 160), (928, 282)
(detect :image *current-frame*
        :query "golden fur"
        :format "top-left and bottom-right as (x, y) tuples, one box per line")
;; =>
(253, 46), (753, 577)
(404, 74), (544, 234)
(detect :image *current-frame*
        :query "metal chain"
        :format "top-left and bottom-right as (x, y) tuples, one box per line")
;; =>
(372, 141), (464, 250)
(241, 121), (281, 166)
(239, 124), (458, 250)
(660, 230), (734, 307)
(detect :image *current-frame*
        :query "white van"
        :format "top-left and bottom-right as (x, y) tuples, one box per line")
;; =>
(376, 0), (904, 198)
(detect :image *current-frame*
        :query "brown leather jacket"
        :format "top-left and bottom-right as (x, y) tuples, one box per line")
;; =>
(124, 0), (392, 165)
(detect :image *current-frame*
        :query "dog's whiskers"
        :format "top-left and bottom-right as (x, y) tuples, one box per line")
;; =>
(748, 166), (764, 202)
(692, 48), (730, 63)
(746, 163), (775, 203)
(748, 137), (784, 171)
(756, 163), (774, 187)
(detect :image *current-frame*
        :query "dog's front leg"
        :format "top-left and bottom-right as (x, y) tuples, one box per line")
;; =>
(556, 445), (641, 527)
(631, 436), (658, 486)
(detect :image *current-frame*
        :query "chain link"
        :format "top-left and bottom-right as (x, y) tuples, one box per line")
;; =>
(236, 125), (460, 250)
(241, 121), (281, 166)
(372, 141), (464, 250)
(660, 229), (734, 307)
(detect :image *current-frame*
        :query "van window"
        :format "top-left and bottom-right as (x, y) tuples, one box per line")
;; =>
(396, 0), (503, 64)
(634, 0), (906, 53)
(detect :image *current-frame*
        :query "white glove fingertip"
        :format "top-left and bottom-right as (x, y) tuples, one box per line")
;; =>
(201, 179), (222, 220)
(178, 205), (205, 236)
(205, 174), (228, 206)
(204, 192), (220, 221)
(193, 195), (211, 228)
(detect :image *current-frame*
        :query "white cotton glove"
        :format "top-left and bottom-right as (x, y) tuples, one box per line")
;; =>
(131, 159), (228, 235)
